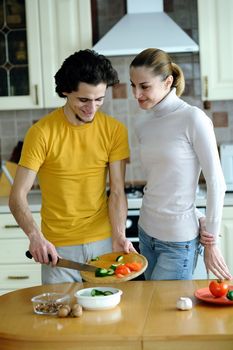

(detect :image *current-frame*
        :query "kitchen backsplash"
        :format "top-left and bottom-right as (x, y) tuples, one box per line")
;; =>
(0, 0), (233, 183)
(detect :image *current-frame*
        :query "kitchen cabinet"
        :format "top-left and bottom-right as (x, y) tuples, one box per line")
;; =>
(0, 212), (41, 295)
(0, 0), (92, 110)
(220, 207), (233, 275)
(198, 0), (233, 100)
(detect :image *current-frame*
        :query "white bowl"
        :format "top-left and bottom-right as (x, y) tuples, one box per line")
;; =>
(74, 287), (123, 310)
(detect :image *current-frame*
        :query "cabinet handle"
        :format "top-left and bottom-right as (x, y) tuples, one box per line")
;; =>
(34, 84), (39, 105)
(8, 276), (29, 280)
(4, 225), (19, 228)
(204, 76), (208, 98)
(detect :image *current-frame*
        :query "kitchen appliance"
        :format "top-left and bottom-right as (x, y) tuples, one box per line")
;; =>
(220, 143), (233, 192)
(92, 0), (198, 56)
(125, 185), (144, 251)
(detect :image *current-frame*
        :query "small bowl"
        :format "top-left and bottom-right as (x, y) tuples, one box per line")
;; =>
(74, 287), (123, 310)
(31, 292), (71, 315)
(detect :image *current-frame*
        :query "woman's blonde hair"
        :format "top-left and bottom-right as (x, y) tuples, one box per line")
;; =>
(130, 48), (185, 97)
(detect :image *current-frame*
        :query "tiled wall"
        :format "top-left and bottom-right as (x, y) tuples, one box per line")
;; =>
(0, 0), (233, 183)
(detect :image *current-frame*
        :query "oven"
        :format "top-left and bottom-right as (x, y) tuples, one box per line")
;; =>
(125, 185), (144, 280)
(125, 185), (144, 251)
(126, 209), (140, 251)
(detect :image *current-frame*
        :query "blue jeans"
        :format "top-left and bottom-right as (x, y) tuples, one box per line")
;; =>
(138, 225), (200, 280)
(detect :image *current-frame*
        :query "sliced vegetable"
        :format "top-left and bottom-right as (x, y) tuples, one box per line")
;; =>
(91, 289), (113, 296)
(115, 265), (131, 276)
(91, 256), (100, 261)
(125, 262), (142, 272)
(95, 268), (108, 277)
(110, 264), (119, 270)
(103, 291), (114, 296)
(106, 268), (115, 276)
(116, 255), (124, 262)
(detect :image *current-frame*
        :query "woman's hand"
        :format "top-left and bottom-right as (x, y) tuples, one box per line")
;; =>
(199, 217), (232, 279)
(199, 217), (216, 245)
(204, 244), (232, 280)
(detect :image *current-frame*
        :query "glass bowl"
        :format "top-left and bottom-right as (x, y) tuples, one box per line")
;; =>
(31, 292), (71, 315)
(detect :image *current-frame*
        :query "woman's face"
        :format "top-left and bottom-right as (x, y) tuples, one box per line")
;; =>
(130, 66), (173, 110)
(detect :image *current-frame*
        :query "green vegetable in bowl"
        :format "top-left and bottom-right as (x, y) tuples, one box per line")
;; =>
(91, 289), (114, 297)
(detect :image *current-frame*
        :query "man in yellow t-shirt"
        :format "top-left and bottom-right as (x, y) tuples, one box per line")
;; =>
(9, 50), (135, 284)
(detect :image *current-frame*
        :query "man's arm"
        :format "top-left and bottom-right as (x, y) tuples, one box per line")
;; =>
(9, 165), (58, 265)
(108, 159), (136, 253)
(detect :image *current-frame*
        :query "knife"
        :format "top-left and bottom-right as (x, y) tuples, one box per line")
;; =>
(25, 250), (97, 272)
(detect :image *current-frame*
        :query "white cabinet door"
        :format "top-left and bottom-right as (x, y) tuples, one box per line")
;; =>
(198, 0), (233, 100)
(220, 207), (233, 274)
(38, 0), (92, 108)
(0, 0), (92, 110)
(0, 0), (44, 110)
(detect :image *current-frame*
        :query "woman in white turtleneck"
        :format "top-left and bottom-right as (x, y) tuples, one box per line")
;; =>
(129, 48), (231, 280)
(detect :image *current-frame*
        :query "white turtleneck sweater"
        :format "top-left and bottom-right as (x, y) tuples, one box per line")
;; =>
(136, 88), (226, 242)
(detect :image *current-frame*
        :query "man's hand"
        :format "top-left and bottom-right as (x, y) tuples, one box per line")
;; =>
(204, 245), (232, 280)
(28, 232), (58, 266)
(112, 237), (137, 254)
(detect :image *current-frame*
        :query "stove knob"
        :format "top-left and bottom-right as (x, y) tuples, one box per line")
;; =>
(126, 219), (132, 229)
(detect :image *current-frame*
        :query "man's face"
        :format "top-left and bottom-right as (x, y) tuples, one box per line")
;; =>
(63, 82), (107, 124)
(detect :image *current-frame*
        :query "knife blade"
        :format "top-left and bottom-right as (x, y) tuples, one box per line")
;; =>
(25, 250), (97, 272)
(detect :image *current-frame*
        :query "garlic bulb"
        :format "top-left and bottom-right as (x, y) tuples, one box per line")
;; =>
(176, 297), (193, 310)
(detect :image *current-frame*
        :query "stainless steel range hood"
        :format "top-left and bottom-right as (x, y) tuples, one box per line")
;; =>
(92, 0), (199, 56)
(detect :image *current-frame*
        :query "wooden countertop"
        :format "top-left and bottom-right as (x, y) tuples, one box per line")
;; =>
(0, 280), (233, 350)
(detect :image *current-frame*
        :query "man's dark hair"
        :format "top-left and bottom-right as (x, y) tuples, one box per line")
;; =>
(55, 49), (119, 97)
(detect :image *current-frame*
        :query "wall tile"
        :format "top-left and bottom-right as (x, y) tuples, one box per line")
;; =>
(0, 119), (17, 137)
(16, 120), (32, 139)
(212, 112), (228, 128)
(112, 83), (128, 99)
(15, 110), (32, 120)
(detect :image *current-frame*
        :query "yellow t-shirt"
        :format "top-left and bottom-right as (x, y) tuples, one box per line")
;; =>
(19, 108), (130, 246)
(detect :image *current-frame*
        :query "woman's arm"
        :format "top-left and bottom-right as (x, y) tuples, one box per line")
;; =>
(192, 111), (232, 279)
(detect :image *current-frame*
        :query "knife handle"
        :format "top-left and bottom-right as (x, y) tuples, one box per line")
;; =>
(25, 250), (53, 261)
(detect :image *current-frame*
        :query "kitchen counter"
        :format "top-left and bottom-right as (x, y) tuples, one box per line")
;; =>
(0, 280), (233, 350)
(0, 192), (42, 213)
(1, 190), (233, 213)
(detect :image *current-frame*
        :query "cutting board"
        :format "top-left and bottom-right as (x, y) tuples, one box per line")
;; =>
(80, 251), (148, 283)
